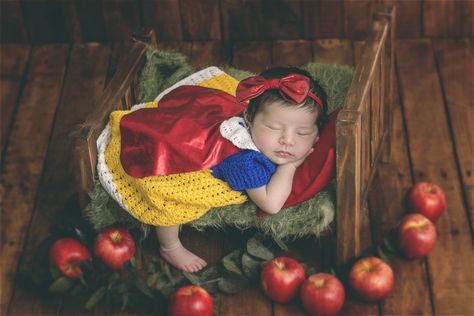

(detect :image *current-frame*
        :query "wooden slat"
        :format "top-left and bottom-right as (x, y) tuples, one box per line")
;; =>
(142, 0), (183, 41)
(221, 0), (301, 41)
(157, 41), (193, 60)
(433, 39), (474, 233)
(423, 0), (470, 38)
(343, 0), (373, 40)
(232, 41), (272, 73)
(0, 44), (69, 315)
(8, 43), (111, 315)
(0, 0), (28, 43)
(382, 0), (421, 38)
(397, 39), (474, 316)
(102, 0), (141, 42)
(21, 0), (68, 44)
(272, 40), (312, 67)
(180, 0), (221, 41)
(72, 39), (148, 208)
(313, 39), (353, 66)
(303, 0), (344, 39)
(367, 51), (433, 315)
(75, 0), (107, 42)
(1, 44), (30, 163)
(190, 41), (230, 69)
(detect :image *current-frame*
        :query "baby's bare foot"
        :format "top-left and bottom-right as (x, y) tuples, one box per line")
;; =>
(160, 242), (207, 273)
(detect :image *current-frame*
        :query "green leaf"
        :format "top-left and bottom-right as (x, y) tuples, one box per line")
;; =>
(383, 235), (396, 253)
(85, 286), (107, 310)
(135, 276), (154, 298)
(183, 272), (200, 284)
(241, 253), (261, 278)
(218, 274), (248, 294)
(222, 249), (244, 275)
(197, 266), (222, 294)
(273, 237), (288, 251)
(147, 272), (161, 288)
(377, 246), (392, 263)
(49, 265), (61, 280)
(246, 237), (275, 261)
(129, 256), (137, 268)
(48, 276), (74, 293)
(121, 292), (129, 311)
(155, 275), (175, 296)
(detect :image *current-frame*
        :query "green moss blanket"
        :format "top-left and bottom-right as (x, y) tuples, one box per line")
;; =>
(87, 48), (353, 240)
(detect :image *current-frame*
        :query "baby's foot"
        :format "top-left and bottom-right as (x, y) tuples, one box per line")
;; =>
(160, 242), (207, 273)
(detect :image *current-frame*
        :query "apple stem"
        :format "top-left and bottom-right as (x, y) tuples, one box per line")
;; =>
(198, 277), (222, 286)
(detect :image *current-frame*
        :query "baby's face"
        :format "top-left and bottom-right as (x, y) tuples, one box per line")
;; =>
(249, 101), (319, 165)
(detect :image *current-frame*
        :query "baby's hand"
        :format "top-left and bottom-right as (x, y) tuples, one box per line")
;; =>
(292, 148), (314, 168)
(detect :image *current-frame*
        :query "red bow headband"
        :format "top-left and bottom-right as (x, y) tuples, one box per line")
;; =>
(236, 73), (324, 112)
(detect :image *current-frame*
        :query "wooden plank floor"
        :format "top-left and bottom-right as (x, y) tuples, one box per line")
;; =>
(1, 38), (473, 315)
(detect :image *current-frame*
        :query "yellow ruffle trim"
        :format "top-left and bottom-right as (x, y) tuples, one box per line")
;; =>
(104, 73), (247, 226)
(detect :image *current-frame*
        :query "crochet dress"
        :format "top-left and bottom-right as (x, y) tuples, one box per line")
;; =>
(97, 67), (337, 227)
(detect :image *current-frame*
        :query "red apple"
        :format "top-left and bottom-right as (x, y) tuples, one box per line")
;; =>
(261, 256), (306, 303)
(49, 238), (90, 278)
(169, 285), (213, 316)
(300, 273), (345, 316)
(397, 213), (437, 259)
(348, 257), (394, 302)
(407, 182), (446, 222)
(93, 227), (136, 270)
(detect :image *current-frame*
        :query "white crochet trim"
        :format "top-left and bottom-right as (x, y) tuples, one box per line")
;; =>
(220, 117), (259, 151)
(154, 66), (224, 102)
(96, 67), (226, 217)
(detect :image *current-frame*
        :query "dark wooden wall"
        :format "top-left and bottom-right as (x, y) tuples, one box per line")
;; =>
(1, 0), (473, 44)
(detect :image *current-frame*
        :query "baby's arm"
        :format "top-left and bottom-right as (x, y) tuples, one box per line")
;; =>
(246, 148), (314, 214)
(246, 164), (298, 214)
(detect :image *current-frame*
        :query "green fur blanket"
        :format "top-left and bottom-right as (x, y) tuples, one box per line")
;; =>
(86, 48), (353, 240)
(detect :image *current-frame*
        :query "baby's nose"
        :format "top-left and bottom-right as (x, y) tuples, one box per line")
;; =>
(279, 133), (294, 145)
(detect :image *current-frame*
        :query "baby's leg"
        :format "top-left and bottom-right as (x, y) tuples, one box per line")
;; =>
(156, 225), (207, 273)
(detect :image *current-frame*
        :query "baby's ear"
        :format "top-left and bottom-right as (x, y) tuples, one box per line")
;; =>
(243, 109), (251, 126)
(313, 135), (320, 144)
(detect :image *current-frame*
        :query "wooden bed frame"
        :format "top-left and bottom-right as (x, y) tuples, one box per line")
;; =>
(72, 5), (396, 265)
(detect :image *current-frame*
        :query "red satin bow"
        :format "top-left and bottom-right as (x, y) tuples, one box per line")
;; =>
(236, 73), (324, 109)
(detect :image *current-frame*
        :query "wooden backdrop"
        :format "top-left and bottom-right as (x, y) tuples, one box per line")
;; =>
(1, 0), (473, 44)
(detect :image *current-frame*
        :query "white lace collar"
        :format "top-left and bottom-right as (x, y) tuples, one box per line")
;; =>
(220, 116), (259, 151)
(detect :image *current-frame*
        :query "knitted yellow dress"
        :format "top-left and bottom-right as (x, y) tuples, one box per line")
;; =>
(98, 68), (248, 227)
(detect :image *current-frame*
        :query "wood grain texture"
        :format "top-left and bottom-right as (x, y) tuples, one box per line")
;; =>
(303, 0), (344, 39)
(221, 0), (301, 41)
(423, 0), (472, 38)
(102, 0), (141, 42)
(232, 41), (272, 72)
(75, 0), (107, 42)
(190, 41), (230, 69)
(433, 39), (474, 233)
(397, 39), (474, 316)
(313, 39), (353, 66)
(0, 44), (30, 163)
(0, 44), (69, 315)
(142, 0), (183, 41)
(344, 0), (372, 40)
(367, 50), (433, 315)
(180, 0), (221, 40)
(21, 0), (68, 44)
(272, 40), (312, 66)
(383, 0), (421, 39)
(7, 43), (111, 316)
(0, 0), (28, 43)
